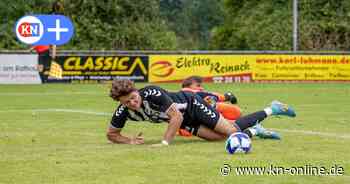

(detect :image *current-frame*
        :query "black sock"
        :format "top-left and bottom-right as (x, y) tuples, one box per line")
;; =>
(243, 129), (253, 138)
(235, 111), (267, 131)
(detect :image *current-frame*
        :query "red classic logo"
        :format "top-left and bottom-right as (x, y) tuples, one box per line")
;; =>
(150, 61), (174, 77)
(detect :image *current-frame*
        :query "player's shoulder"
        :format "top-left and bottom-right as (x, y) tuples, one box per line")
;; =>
(114, 104), (128, 116)
(139, 85), (167, 98)
(141, 85), (165, 91)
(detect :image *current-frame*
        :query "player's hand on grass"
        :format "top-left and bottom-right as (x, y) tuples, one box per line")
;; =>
(150, 140), (169, 148)
(130, 132), (144, 145)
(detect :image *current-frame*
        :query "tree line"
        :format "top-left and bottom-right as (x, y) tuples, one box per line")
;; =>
(1, 0), (349, 50)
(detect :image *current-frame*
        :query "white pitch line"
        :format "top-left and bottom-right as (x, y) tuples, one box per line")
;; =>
(0, 108), (111, 116)
(272, 128), (350, 139)
(1, 108), (349, 140)
(0, 92), (102, 96)
(32, 109), (111, 116)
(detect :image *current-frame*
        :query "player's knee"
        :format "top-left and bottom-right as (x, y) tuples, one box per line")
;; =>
(214, 116), (238, 136)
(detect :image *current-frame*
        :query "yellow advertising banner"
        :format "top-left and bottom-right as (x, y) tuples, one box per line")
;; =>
(253, 55), (350, 81)
(149, 55), (350, 82)
(52, 56), (149, 83)
(149, 55), (253, 82)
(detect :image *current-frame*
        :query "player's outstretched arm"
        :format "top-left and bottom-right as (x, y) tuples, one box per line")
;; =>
(107, 127), (144, 145)
(162, 105), (183, 145)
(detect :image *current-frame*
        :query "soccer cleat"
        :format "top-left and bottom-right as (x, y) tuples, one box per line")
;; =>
(253, 124), (281, 140)
(270, 100), (296, 117)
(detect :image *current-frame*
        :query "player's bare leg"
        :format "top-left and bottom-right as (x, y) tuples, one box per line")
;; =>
(196, 125), (226, 141)
(197, 115), (238, 141)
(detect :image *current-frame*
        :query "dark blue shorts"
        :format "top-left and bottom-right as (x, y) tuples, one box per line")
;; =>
(181, 94), (220, 131)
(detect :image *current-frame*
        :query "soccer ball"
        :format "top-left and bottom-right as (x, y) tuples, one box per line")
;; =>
(225, 132), (252, 154)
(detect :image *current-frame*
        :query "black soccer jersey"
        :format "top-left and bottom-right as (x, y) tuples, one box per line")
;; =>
(110, 85), (219, 131)
(110, 86), (187, 129)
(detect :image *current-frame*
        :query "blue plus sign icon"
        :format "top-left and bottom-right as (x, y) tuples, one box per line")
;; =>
(48, 19), (69, 41)
(15, 15), (74, 45)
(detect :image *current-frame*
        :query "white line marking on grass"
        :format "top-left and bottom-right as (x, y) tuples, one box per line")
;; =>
(272, 128), (350, 139)
(2, 108), (350, 140)
(0, 92), (102, 96)
(0, 109), (110, 116)
(32, 109), (111, 116)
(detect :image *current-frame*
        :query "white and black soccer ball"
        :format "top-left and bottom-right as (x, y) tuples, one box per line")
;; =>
(225, 132), (252, 154)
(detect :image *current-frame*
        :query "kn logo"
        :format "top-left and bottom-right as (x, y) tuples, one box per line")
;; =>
(150, 61), (174, 78)
(15, 16), (44, 44)
(15, 15), (74, 45)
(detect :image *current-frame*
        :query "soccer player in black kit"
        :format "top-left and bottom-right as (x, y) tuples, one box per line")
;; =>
(106, 79), (296, 146)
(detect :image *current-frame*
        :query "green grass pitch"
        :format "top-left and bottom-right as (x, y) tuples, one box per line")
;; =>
(0, 83), (349, 184)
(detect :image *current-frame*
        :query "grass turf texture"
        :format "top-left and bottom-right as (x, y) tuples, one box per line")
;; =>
(0, 83), (349, 184)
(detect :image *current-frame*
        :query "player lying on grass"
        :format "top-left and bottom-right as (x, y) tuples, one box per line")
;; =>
(179, 76), (281, 139)
(106, 79), (296, 146)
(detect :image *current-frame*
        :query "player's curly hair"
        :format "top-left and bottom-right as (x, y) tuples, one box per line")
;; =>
(110, 79), (137, 101)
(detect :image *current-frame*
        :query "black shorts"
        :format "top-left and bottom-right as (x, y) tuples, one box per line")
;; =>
(181, 94), (220, 131)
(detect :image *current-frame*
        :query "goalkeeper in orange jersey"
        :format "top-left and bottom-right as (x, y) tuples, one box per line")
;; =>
(178, 76), (281, 139)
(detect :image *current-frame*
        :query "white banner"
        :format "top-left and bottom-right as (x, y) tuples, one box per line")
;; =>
(0, 54), (41, 84)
